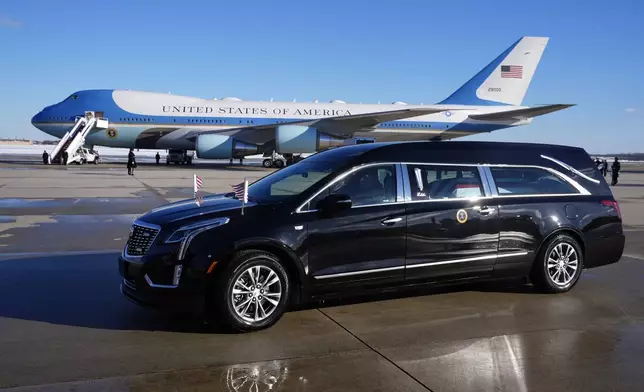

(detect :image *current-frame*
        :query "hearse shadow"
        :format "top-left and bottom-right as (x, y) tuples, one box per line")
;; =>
(0, 251), (535, 334)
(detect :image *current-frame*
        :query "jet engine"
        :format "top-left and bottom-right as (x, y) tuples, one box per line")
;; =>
(275, 125), (345, 154)
(195, 135), (258, 159)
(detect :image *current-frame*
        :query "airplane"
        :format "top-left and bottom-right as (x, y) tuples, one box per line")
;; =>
(31, 36), (573, 167)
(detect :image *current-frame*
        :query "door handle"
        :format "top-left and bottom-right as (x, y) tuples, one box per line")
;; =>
(474, 206), (496, 215)
(381, 217), (403, 225)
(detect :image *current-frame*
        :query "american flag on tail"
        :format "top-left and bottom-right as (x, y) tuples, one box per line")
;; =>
(193, 174), (204, 206)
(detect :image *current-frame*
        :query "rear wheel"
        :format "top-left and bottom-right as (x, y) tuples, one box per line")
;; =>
(210, 250), (290, 332)
(531, 233), (583, 293)
(262, 159), (273, 168)
(274, 160), (284, 169)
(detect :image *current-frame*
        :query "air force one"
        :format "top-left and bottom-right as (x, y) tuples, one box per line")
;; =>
(32, 36), (573, 165)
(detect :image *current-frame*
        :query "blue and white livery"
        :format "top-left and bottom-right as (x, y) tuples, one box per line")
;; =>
(31, 36), (573, 163)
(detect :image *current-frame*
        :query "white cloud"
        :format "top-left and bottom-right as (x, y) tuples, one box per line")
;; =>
(624, 108), (637, 113)
(0, 16), (21, 28)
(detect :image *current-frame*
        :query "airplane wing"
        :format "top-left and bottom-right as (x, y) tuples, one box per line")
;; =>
(185, 107), (460, 143)
(467, 104), (575, 121)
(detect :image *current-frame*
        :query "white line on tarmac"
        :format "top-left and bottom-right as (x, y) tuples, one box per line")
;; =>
(0, 249), (120, 260)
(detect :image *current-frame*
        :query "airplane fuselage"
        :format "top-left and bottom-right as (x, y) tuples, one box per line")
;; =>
(31, 89), (527, 151)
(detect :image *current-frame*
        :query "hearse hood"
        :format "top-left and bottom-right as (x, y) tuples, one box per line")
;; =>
(136, 193), (257, 226)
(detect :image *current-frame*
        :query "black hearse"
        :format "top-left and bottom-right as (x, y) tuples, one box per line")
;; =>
(119, 141), (624, 332)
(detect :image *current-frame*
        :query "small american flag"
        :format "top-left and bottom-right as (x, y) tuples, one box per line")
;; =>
(193, 174), (203, 193)
(501, 65), (523, 79)
(231, 179), (248, 204)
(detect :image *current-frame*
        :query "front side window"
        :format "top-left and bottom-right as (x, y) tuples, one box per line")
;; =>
(309, 164), (397, 209)
(489, 167), (579, 195)
(406, 164), (484, 200)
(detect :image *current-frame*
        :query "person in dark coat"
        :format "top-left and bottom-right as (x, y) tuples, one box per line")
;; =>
(611, 157), (621, 185)
(155, 152), (160, 164)
(62, 151), (68, 165)
(42, 150), (48, 164)
(127, 148), (136, 175)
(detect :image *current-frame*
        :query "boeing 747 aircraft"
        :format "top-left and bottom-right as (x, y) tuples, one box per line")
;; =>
(32, 36), (573, 166)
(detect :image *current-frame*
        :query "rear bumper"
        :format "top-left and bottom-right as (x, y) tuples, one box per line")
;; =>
(585, 233), (625, 268)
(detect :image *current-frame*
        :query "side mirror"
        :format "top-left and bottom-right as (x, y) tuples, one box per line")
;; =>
(316, 193), (352, 215)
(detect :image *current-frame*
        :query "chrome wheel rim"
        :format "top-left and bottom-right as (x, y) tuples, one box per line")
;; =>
(547, 243), (579, 286)
(231, 265), (282, 323)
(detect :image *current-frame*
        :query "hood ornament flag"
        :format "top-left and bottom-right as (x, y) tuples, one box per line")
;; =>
(231, 178), (248, 215)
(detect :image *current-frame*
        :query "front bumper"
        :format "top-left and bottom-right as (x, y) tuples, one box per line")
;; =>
(118, 255), (206, 314)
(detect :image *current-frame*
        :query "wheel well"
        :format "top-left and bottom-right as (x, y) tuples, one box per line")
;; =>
(225, 243), (303, 305)
(538, 228), (586, 260)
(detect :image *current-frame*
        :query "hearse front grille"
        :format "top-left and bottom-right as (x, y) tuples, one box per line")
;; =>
(126, 223), (160, 256)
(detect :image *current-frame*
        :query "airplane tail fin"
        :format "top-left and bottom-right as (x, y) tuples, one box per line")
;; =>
(439, 36), (549, 106)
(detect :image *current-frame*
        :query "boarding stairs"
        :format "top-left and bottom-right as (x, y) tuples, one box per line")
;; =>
(49, 111), (108, 164)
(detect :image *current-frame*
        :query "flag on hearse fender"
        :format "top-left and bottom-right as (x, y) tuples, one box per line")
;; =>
(231, 178), (248, 215)
(193, 173), (204, 206)
(193, 174), (203, 194)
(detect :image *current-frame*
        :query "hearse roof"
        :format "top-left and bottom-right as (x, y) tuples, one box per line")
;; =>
(333, 141), (588, 166)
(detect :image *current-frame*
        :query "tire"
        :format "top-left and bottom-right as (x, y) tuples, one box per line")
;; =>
(530, 233), (583, 293)
(274, 160), (284, 169)
(262, 159), (273, 168)
(210, 250), (291, 332)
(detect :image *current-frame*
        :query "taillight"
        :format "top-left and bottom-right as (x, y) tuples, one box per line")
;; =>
(601, 200), (621, 219)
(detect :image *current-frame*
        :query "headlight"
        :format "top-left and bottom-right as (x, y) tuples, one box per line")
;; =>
(165, 217), (230, 244)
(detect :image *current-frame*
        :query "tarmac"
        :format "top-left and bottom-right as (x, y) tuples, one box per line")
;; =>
(1, 160), (644, 391)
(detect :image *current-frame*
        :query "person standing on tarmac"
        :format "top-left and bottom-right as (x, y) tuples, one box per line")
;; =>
(611, 157), (621, 185)
(155, 152), (160, 165)
(42, 150), (48, 164)
(603, 159), (608, 177)
(127, 148), (136, 175)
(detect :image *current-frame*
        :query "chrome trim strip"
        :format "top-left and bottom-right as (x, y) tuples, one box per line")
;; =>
(314, 251), (530, 279)
(296, 161), (592, 214)
(145, 274), (178, 289)
(395, 163), (405, 202)
(314, 265), (405, 280)
(477, 166), (493, 197)
(177, 220), (229, 260)
(540, 155), (601, 184)
(400, 164), (412, 202)
(166, 217), (230, 244)
(406, 251), (529, 269)
(481, 166), (499, 197)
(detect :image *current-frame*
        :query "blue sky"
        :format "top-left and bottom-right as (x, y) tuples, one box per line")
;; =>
(1, 0), (642, 153)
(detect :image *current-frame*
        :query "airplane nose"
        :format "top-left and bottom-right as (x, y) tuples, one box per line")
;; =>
(31, 112), (43, 127)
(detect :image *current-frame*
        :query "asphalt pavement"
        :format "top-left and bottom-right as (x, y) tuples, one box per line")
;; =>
(1, 161), (644, 391)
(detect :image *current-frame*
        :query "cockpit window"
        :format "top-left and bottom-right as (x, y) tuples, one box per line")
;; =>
(67, 94), (78, 100)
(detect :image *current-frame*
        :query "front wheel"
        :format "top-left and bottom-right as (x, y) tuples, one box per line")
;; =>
(262, 159), (273, 168)
(531, 233), (583, 293)
(210, 251), (290, 332)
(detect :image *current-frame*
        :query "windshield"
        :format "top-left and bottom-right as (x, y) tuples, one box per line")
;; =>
(247, 157), (347, 203)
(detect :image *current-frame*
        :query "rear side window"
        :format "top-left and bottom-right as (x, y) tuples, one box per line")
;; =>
(406, 165), (484, 200)
(490, 167), (579, 195)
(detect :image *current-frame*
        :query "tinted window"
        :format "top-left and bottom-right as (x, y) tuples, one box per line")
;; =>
(490, 167), (579, 195)
(248, 158), (346, 203)
(407, 165), (484, 200)
(309, 164), (397, 208)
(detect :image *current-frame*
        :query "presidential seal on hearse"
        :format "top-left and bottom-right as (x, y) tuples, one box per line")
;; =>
(119, 141), (624, 332)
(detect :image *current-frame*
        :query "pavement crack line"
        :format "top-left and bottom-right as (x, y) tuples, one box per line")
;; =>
(317, 308), (434, 392)
(132, 176), (170, 203)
